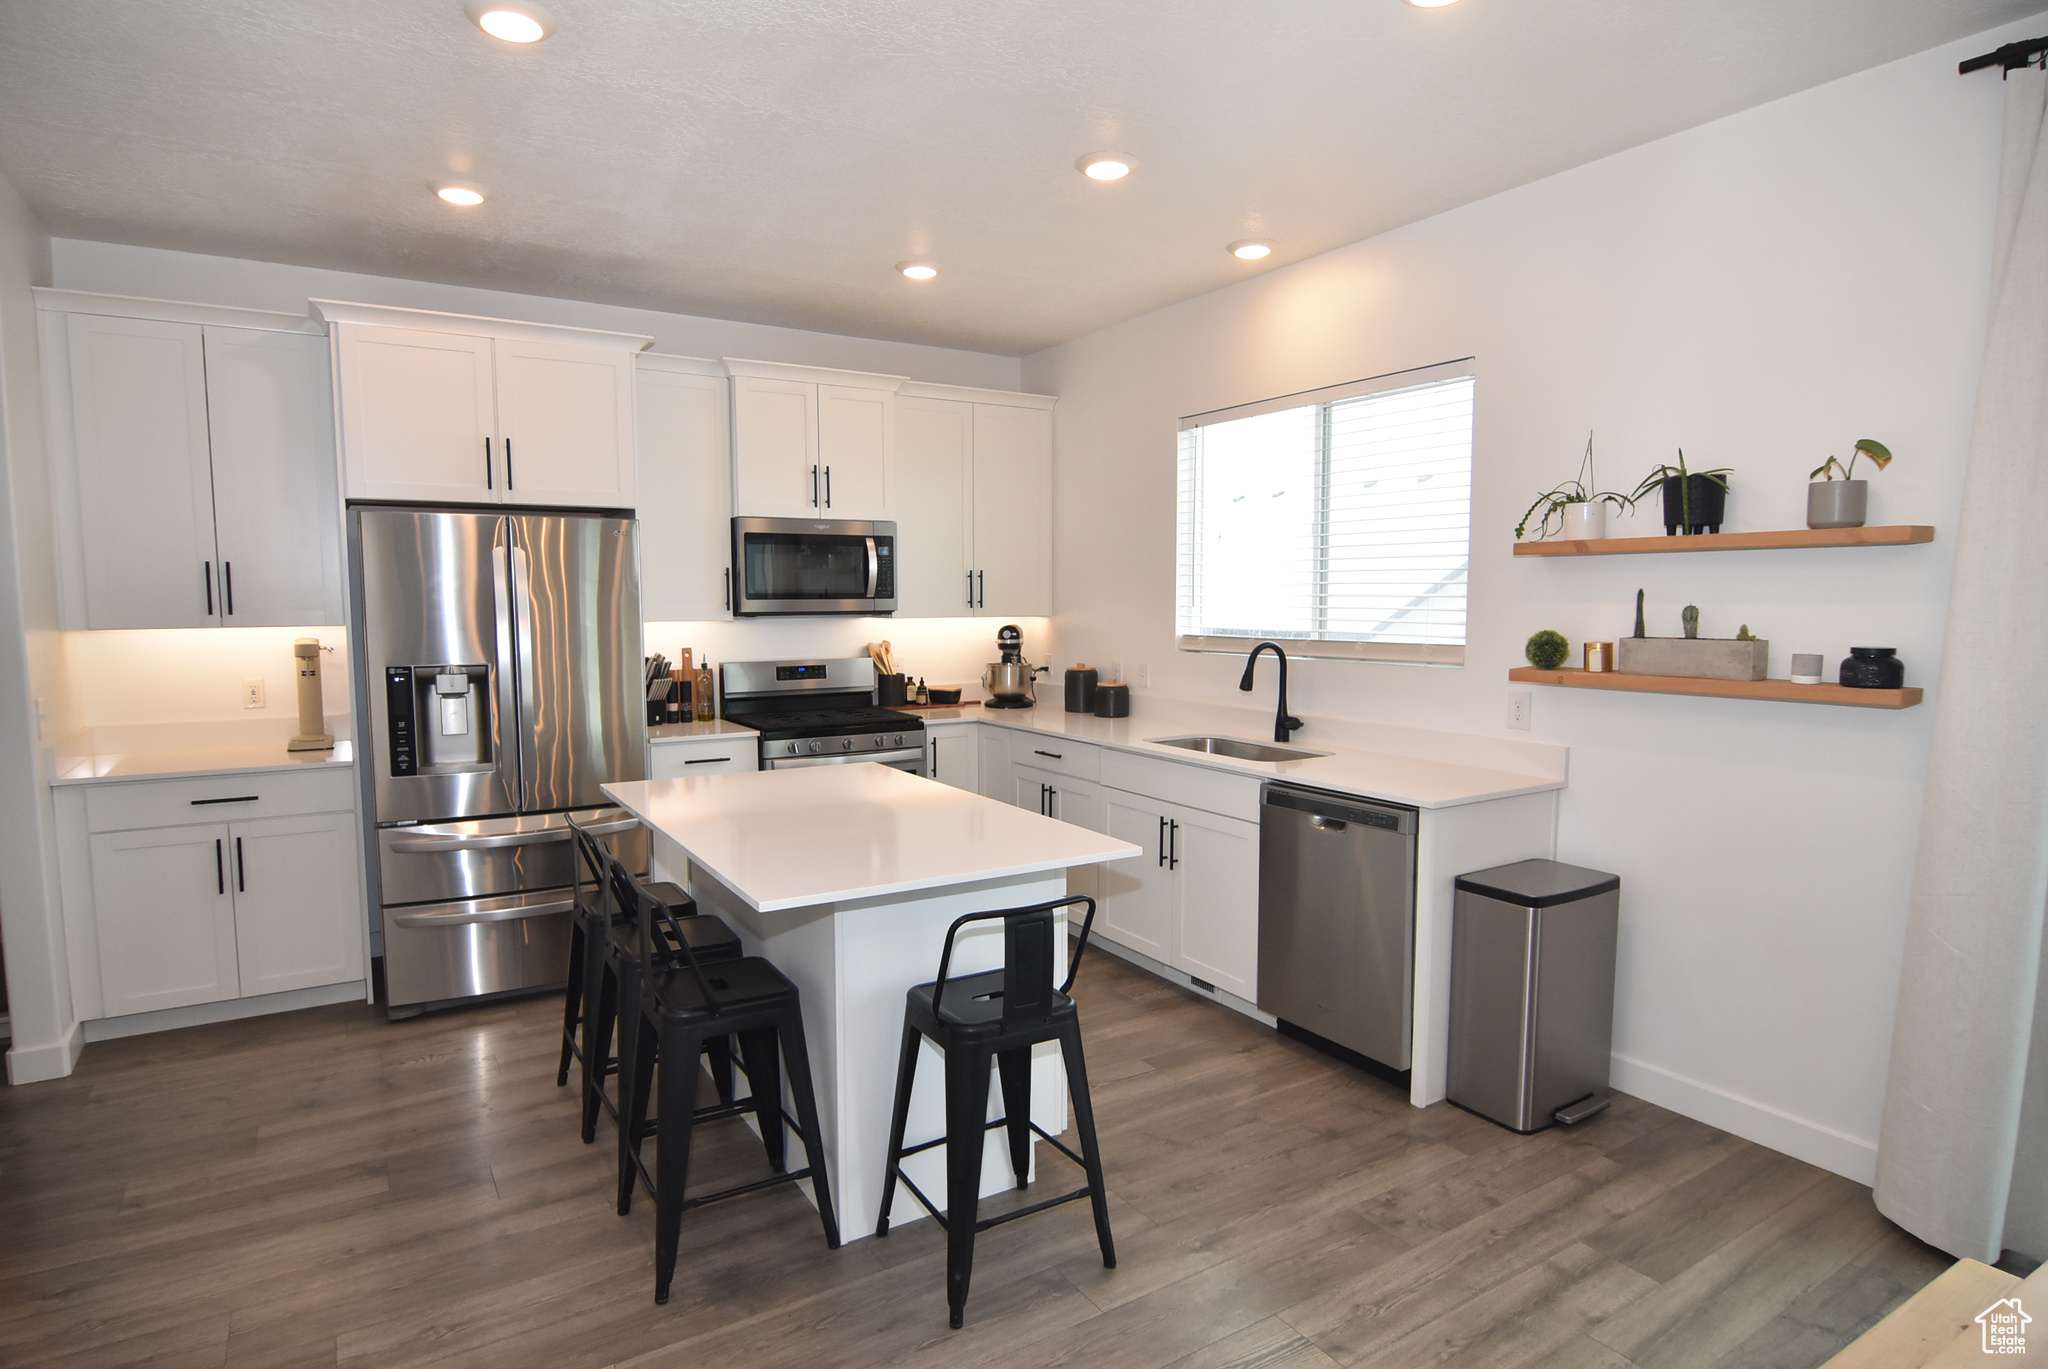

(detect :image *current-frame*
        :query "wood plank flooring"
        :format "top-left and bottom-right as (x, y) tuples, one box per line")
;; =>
(0, 952), (1948, 1369)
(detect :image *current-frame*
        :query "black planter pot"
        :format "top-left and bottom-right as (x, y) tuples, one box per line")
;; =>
(1839, 647), (1904, 689)
(1660, 474), (1728, 535)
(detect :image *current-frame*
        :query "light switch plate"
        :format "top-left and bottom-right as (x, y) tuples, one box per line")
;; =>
(242, 678), (265, 710)
(1135, 662), (1150, 687)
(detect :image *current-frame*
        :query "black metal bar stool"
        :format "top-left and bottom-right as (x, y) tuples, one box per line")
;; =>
(875, 894), (1115, 1329)
(559, 819), (744, 1146)
(608, 850), (840, 1303)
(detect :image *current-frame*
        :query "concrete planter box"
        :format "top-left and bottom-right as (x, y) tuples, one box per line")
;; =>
(1616, 637), (1769, 681)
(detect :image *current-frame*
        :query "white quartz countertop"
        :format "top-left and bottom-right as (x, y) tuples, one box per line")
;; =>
(51, 719), (356, 786)
(647, 719), (757, 743)
(603, 764), (1140, 912)
(916, 701), (1561, 809)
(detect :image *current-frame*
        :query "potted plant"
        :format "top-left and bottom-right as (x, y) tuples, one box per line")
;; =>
(1631, 450), (1732, 535)
(1807, 439), (1892, 529)
(1515, 433), (1635, 541)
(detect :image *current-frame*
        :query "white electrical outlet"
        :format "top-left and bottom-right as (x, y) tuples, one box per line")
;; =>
(1107, 659), (1124, 683)
(1135, 662), (1150, 687)
(1507, 688), (1532, 731)
(242, 678), (265, 710)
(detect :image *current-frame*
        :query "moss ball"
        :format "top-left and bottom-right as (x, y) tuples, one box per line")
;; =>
(1525, 630), (1571, 670)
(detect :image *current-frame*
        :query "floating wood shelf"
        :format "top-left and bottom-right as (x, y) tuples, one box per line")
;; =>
(1513, 525), (1935, 557)
(1510, 666), (1923, 709)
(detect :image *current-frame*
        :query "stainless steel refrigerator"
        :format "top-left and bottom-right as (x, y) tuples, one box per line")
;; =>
(349, 507), (646, 1015)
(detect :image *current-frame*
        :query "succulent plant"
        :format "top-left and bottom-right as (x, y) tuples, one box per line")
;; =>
(1811, 439), (1893, 482)
(1525, 630), (1571, 670)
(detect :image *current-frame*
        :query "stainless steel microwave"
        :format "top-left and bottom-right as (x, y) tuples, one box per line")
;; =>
(731, 517), (897, 616)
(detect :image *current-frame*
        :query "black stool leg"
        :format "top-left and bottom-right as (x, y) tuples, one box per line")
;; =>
(775, 1005), (840, 1250)
(555, 918), (586, 1087)
(581, 958), (618, 1144)
(995, 1047), (1033, 1191)
(705, 1034), (736, 1106)
(653, 1023), (704, 1305)
(875, 1020), (923, 1237)
(619, 1014), (658, 1216)
(1058, 1023), (1115, 1269)
(944, 1042), (994, 1329)
(737, 1026), (785, 1172)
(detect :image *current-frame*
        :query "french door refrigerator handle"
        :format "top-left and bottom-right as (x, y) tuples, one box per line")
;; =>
(865, 538), (879, 598)
(490, 525), (526, 810)
(507, 536), (541, 812)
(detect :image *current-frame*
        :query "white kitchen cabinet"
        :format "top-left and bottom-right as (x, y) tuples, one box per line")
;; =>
(925, 722), (980, 792)
(87, 823), (240, 1015)
(43, 302), (344, 630)
(893, 384), (1055, 618)
(1099, 796), (1173, 961)
(648, 733), (758, 777)
(1092, 775), (1261, 999)
(61, 767), (366, 1023)
(318, 301), (650, 509)
(637, 357), (734, 620)
(230, 813), (362, 997)
(727, 360), (903, 520)
(976, 725), (1013, 800)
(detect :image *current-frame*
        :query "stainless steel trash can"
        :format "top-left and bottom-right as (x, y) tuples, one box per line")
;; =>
(1448, 859), (1620, 1133)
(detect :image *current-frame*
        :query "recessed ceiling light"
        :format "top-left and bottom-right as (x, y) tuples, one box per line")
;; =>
(1076, 152), (1135, 181)
(464, 1), (557, 43)
(897, 261), (938, 281)
(1228, 239), (1274, 260)
(1406, 0), (1462, 8)
(436, 184), (487, 206)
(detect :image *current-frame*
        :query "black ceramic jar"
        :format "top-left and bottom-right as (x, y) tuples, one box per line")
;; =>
(1839, 647), (1904, 689)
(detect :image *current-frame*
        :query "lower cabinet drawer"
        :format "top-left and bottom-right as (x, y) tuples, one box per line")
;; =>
(648, 740), (758, 778)
(1100, 751), (1261, 824)
(1008, 734), (1101, 782)
(84, 766), (357, 833)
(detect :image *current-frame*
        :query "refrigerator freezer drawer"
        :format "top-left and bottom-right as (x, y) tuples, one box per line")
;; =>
(377, 808), (647, 906)
(380, 889), (574, 1008)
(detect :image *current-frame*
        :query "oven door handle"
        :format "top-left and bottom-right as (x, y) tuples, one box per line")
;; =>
(391, 896), (576, 928)
(768, 748), (924, 770)
(387, 815), (640, 852)
(865, 537), (879, 599)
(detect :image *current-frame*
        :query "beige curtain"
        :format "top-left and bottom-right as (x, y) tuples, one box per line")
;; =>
(1874, 67), (2048, 1264)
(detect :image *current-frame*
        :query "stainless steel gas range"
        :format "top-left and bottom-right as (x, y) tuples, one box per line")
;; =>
(719, 657), (926, 774)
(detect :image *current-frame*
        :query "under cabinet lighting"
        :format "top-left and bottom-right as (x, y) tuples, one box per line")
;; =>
(1076, 153), (1135, 181)
(1406, 0), (1462, 7)
(464, 1), (557, 42)
(1228, 239), (1273, 260)
(436, 184), (487, 206)
(897, 261), (939, 281)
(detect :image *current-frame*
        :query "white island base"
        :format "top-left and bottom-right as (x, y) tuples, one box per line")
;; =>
(607, 765), (1138, 1245)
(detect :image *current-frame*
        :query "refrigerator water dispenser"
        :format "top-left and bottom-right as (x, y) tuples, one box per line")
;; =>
(384, 664), (493, 774)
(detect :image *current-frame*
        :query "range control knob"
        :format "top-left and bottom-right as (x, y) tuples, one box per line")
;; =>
(892, 734), (904, 746)
(840, 738), (854, 751)
(808, 741), (822, 754)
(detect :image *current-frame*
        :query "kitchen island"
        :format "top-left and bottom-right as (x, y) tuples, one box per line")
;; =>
(601, 763), (1138, 1240)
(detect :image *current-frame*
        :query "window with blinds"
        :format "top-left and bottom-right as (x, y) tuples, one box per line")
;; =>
(1176, 363), (1473, 665)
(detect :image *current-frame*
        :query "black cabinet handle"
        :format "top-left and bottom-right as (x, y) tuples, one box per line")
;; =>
(1158, 815), (1168, 866)
(824, 465), (831, 507)
(930, 737), (940, 777)
(190, 795), (259, 805)
(724, 567), (731, 612)
(681, 756), (725, 765)
(1169, 820), (1181, 870)
(215, 839), (224, 894)
(967, 571), (975, 609)
(505, 438), (514, 490)
(223, 561), (234, 616)
(1047, 786), (1057, 818)
(977, 570), (985, 608)
(235, 836), (245, 893)
(1033, 749), (1062, 760)
(203, 562), (213, 616)
(811, 464), (820, 507)
(485, 437), (493, 489)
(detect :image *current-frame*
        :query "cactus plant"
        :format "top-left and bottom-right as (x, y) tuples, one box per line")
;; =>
(1682, 605), (1700, 639)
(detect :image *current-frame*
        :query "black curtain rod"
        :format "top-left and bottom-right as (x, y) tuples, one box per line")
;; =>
(1960, 36), (2048, 76)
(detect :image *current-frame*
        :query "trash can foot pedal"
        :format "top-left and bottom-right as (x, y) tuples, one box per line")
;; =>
(1554, 1093), (1611, 1126)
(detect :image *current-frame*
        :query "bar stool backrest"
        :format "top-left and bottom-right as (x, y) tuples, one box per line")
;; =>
(604, 848), (730, 1016)
(930, 895), (1098, 1029)
(565, 817), (612, 924)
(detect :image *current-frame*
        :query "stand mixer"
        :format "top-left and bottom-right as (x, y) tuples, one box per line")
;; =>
(981, 624), (1049, 708)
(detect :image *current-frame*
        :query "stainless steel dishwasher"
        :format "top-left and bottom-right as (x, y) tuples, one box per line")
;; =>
(1257, 783), (1418, 1072)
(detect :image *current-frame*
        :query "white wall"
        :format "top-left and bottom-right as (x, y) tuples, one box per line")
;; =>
(1023, 19), (2044, 1183)
(0, 170), (79, 1083)
(50, 241), (1023, 391)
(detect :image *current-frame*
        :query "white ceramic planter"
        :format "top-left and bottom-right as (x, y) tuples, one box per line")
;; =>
(1807, 480), (1868, 529)
(1559, 502), (1608, 540)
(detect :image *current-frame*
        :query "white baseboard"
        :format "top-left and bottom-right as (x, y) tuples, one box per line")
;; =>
(1610, 1052), (1878, 1186)
(6, 1020), (84, 1085)
(80, 980), (369, 1044)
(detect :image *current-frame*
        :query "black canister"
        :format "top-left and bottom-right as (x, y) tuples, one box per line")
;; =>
(1064, 665), (1098, 713)
(876, 673), (910, 706)
(1839, 647), (1904, 689)
(1093, 682), (1131, 718)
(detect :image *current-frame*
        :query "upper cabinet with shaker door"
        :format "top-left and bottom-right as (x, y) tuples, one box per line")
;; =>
(314, 300), (650, 509)
(726, 359), (902, 520)
(893, 382), (1055, 618)
(637, 355), (734, 621)
(38, 293), (345, 630)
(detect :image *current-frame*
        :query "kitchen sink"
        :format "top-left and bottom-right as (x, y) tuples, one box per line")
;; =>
(1146, 735), (1332, 763)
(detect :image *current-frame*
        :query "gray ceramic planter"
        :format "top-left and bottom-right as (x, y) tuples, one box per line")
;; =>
(1807, 480), (1868, 529)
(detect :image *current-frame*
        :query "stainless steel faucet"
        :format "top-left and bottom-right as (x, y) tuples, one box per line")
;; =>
(1238, 642), (1304, 743)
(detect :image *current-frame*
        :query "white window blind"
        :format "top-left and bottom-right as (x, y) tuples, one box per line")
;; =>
(1177, 364), (1473, 665)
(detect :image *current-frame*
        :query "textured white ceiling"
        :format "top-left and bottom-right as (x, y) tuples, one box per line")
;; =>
(0, 0), (2035, 355)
